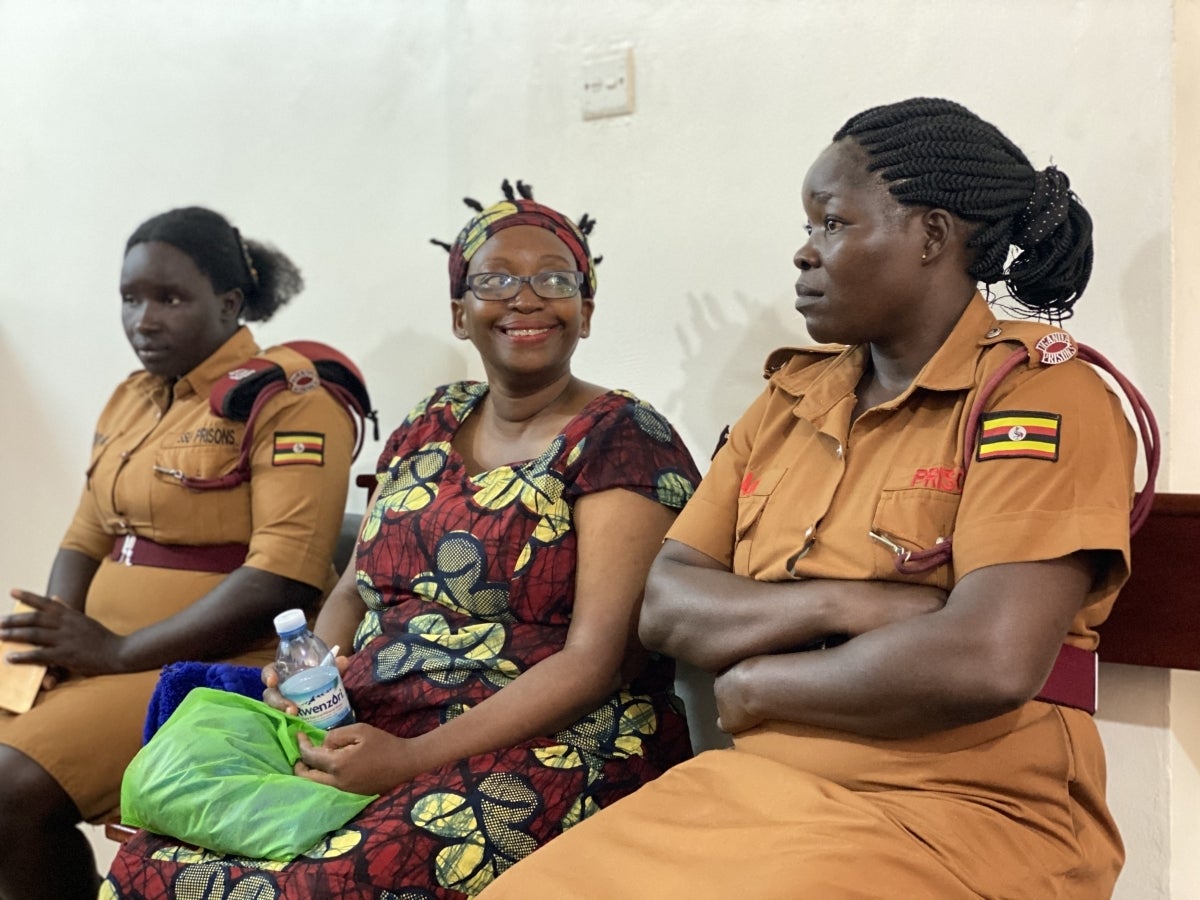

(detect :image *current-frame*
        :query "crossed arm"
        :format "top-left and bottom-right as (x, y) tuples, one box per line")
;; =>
(640, 539), (1099, 739)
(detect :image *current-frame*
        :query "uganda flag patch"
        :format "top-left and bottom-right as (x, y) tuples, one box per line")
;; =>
(273, 431), (325, 467)
(976, 411), (1061, 462)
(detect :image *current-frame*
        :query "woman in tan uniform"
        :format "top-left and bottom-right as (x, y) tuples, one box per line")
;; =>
(0, 207), (355, 899)
(481, 99), (1139, 898)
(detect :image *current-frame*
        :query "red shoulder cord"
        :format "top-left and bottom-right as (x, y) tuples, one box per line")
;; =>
(175, 380), (369, 492)
(894, 344), (1161, 575)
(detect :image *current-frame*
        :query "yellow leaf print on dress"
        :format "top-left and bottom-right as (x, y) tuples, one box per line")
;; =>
(148, 845), (287, 872)
(352, 572), (384, 651)
(473, 436), (573, 575)
(532, 692), (659, 832)
(374, 611), (519, 689)
(411, 531), (514, 622)
(656, 469), (696, 510)
(559, 794), (601, 831)
(361, 442), (450, 542)
(616, 390), (675, 444)
(300, 828), (364, 859)
(534, 691), (658, 784)
(410, 771), (540, 895)
(174, 863), (279, 898)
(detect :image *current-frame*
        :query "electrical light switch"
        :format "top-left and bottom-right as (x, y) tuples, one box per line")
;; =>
(582, 48), (635, 120)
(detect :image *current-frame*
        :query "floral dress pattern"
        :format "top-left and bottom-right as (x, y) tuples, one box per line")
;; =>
(104, 382), (701, 899)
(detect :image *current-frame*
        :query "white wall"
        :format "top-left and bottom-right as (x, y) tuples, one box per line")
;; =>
(0, 1), (1191, 894)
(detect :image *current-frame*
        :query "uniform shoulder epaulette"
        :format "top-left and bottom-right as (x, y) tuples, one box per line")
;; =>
(210, 341), (374, 429)
(762, 344), (846, 379)
(978, 320), (1079, 367)
(177, 341), (378, 492)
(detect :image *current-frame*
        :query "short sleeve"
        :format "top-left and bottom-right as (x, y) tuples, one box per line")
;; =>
(952, 359), (1137, 623)
(665, 387), (771, 567)
(569, 394), (701, 512)
(242, 387), (355, 588)
(59, 482), (115, 560)
(60, 387), (133, 560)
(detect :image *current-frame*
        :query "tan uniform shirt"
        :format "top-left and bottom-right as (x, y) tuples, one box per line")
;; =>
(60, 326), (353, 590)
(669, 293), (1137, 649)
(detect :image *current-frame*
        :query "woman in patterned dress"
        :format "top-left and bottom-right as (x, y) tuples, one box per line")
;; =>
(104, 181), (701, 899)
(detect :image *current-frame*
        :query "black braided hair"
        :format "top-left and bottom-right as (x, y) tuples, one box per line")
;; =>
(834, 98), (1093, 319)
(125, 207), (304, 322)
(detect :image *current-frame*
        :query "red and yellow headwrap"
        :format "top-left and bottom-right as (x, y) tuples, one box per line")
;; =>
(446, 187), (598, 300)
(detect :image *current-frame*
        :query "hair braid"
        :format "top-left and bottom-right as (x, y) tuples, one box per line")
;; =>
(835, 97), (1093, 318)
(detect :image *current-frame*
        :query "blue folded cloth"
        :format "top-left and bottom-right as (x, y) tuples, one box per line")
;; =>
(143, 661), (265, 743)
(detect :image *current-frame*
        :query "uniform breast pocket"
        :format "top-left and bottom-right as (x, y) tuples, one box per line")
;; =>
(871, 482), (962, 588)
(150, 445), (252, 542)
(734, 466), (789, 547)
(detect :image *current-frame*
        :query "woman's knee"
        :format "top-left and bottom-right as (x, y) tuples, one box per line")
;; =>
(0, 745), (79, 837)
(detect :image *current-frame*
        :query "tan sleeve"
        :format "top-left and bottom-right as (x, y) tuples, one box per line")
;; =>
(59, 389), (129, 560)
(241, 387), (355, 588)
(952, 359), (1137, 622)
(59, 480), (116, 560)
(666, 387), (773, 568)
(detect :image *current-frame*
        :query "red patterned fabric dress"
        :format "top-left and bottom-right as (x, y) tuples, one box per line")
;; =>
(105, 382), (701, 899)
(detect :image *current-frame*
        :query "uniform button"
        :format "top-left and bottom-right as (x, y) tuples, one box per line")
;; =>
(119, 451), (130, 460)
(985, 326), (1002, 338)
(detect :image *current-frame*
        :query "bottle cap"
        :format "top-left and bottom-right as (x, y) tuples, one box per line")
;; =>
(273, 608), (308, 637)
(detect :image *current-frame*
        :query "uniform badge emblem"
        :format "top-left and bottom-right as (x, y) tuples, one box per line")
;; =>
(288, 369), (319, 393)
(272, 431), (325, 466)
(977, 411), (1061, 462)
(1035, 332), (1076, 365)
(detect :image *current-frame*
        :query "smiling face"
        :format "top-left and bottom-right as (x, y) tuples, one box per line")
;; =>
(120, 241), (242, 378)
(451, 225), (593, 386)
(792, 139), (930, 346)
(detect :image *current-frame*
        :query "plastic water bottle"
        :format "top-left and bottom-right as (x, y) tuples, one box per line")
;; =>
(273, 608), (355, 729)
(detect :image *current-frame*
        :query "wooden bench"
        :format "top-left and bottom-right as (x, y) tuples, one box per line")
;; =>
(1095, 492), (1200, 671)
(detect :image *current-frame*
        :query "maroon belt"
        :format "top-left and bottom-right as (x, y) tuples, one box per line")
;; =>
(109, 535), (247, 575)
(1034, 643), (1097, 714)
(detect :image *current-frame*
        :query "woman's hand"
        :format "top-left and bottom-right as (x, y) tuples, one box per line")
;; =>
(711, 585), (947, 734)
(262, 654), (351, 715)
(2, 589), (126, 677)
(295, 724), (417, 795)
(260, 662), (294, 714)
(713, 658), (763, 734)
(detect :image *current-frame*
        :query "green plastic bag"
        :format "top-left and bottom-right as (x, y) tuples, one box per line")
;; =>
(120, 687), (377, 861)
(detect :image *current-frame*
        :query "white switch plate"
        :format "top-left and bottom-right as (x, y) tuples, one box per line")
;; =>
(582, 48), (634, 120)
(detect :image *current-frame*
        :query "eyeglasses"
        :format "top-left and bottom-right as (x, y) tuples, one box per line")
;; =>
(465, 271), (584, 301)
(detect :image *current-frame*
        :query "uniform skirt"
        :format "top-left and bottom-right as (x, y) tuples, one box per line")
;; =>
(479, 702), (1123, 899)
